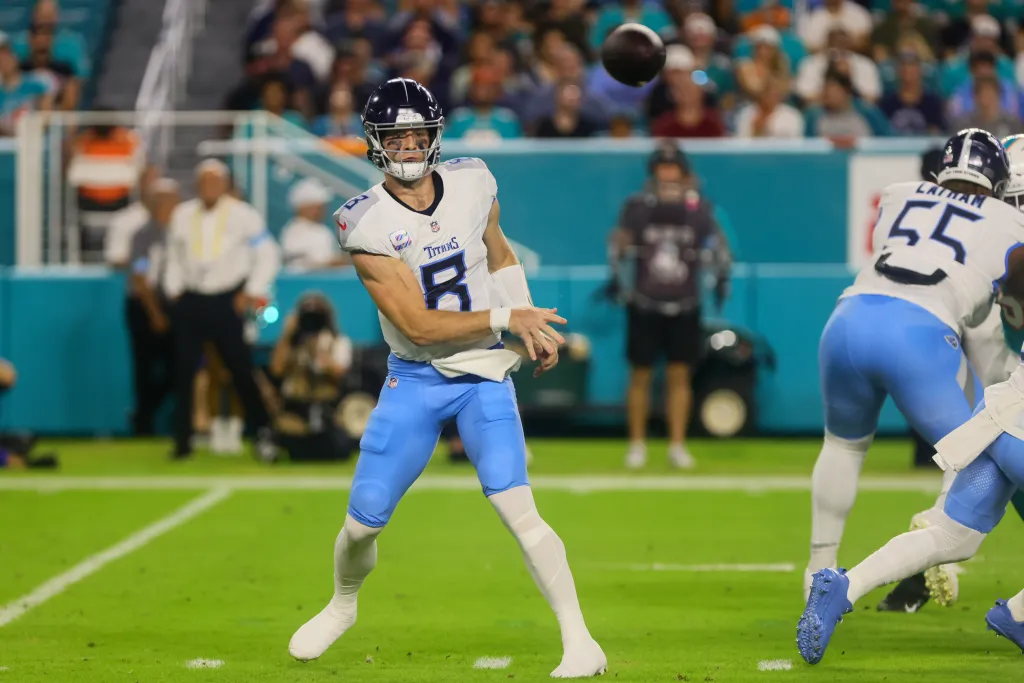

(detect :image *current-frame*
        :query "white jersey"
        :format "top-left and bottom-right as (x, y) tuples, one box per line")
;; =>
(333, 157), (501, 362)
(844, 181), (1024, 333)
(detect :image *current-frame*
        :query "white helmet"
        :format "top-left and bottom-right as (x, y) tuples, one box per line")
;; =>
(1002, 134), (1024, 209)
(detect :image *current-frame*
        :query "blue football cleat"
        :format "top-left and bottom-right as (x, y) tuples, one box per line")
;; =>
(797, 568), (853, 665)
(986, 600), (1024, 653)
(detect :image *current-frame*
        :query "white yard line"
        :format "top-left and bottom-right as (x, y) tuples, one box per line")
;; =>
(757, 659), (793, 671)
(473, 656), (513, 669)
(0, 488), (231, 628)
(600, 562), (796, 573)
(0, 474), (943, 493)
(184, 659), (224, 669)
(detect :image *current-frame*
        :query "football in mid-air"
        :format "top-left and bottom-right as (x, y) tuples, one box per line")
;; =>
(600, 23), (666, 87)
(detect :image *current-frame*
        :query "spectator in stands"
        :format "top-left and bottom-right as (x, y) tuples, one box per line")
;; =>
(19, 21), (78, 110)
(11, 0), (90, 97)
(734, 74), (804, 138)
(385, 0), (461, 63)
(314, 40), (379, 116)
(120, 179), (179, 436)
(312, 85), (362, 136)
(385, 18), (454, 112)
(680, 13), (734, 106)
(280, 178), (347, 271)
(535, 0), (592, 63)
(266, 292), (355, 462)
(804, 71), (875, 140)
(608, 114), (640, 138)
(735, 26), (791, 103)
(529, 28), (570, 88)
(950, 75), (1023, 140)
(947, 50), (1021, 119)
(104, 166), (160, 267)
(0, 358), (58, 470)
(590, 0), (672, 54)
(0, 32), (51, 136)
(259, 74), (308, 128)
(67, 112), (144, 262)
(941, 17), (1016, 98)
(446, 65), (522, 141)
(650, 45), (725, 138)
(534, 82), (598, 138)
(870, 0), (939, 63)
(797, 0), (873, 53)
(941, 0), (1014, 57)
(324, 0), (387, 51)
(521, 43), (608, 128)
(286, 0), (335, 83)
(879, 50), (945, 136)
(795, 27), (881, 104)
(737, 0), (791, 34)
(450, 30), (498, 105)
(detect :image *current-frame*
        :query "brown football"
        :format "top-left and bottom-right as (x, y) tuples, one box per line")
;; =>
(600, 23), (667, 87)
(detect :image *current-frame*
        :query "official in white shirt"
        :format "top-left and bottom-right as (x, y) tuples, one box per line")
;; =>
(163, 159), (282, 459)
(280, 178), (347, 272)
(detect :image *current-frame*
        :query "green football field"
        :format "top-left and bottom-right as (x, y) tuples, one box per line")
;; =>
(1, 438), (1021, 682)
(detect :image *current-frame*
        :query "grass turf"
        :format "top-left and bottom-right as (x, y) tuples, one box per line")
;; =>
(0, 438), (1020, 682)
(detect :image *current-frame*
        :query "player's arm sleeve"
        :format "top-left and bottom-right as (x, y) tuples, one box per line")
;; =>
(705, 208), (734, 283)
(241, 204), (281, 298)
(609, 197), (641, 277)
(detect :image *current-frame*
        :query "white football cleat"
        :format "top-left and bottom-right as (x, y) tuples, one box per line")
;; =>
(288, 598), (358, 661)
(209, 417), (229, 454)
(668, 443), (696, 470)
(624, 443), (646, 469)
(910, 512), (961, 607)
(550, 637), (607, 678)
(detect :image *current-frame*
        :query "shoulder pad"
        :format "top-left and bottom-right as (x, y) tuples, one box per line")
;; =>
(333, 190), (383, 252)
(439, 157), (488, 172)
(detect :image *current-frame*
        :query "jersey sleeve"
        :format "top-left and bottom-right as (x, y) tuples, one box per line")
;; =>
(332, 192), (392, 256)
(438, 157), (498, 199)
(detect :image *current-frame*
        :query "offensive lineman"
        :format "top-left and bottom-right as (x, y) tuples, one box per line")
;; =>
(797, 128), (1024, 664)
(287, 78), (607, 678)
(799, 134), (1024, 658)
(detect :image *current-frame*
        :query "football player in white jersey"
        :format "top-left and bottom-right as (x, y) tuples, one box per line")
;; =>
(842, 135), (1024, 654)
(287, 78), (607, 678)
(796, 128), (1024, 664)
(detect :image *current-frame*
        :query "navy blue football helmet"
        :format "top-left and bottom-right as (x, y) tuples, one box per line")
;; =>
(936, 128), (1010, 198)
(362, 78), (444, 181)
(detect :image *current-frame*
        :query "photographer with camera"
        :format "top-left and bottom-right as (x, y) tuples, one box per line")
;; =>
(266, 293), (356, 462)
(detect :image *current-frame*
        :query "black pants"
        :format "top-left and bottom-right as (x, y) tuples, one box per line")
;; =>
(172, 290), (270, 454)
(126, 297), (174, 434)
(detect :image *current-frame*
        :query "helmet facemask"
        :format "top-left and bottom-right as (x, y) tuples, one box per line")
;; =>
(364, 116), (444, 181)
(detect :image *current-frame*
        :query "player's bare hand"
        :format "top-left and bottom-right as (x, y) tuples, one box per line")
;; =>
(534, 347), (559, 377)
(509, 308), (566, 361)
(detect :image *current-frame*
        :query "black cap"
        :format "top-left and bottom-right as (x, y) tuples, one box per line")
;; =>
(648, 141), (690, 175)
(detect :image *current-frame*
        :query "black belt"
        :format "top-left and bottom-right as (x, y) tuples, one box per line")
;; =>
(874, 253), (948, 286)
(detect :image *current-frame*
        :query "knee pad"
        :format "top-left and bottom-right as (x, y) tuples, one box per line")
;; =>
(347, 479), (393, 529)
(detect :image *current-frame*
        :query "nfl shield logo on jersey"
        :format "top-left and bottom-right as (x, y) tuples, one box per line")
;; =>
(430, 220), (440, 233)
(388, 376), (398, 389)
(945, 334), (959, 349)
(389, 229), (413, 252)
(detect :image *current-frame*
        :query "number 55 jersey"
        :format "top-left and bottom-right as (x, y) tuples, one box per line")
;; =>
(846, 180), (1024, 334)
(333, 157), (502, 362)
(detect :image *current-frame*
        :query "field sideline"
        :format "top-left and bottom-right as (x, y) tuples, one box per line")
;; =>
(0, 438), (1021, 682)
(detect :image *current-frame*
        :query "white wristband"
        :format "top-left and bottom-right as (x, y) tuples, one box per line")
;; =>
(490, 307), (512, 334)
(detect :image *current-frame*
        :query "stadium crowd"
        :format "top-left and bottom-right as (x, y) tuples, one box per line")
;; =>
(217, 0), (1024, 142)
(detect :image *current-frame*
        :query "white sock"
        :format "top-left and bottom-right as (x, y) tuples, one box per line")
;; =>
(845, 512), (984, 604)
(289, 516), (380, 660)
(808, 431), (871, 573)
(1008, 589), (1024, 622)
(489, 486), (591, 647)
(332, 516), (379, 607)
